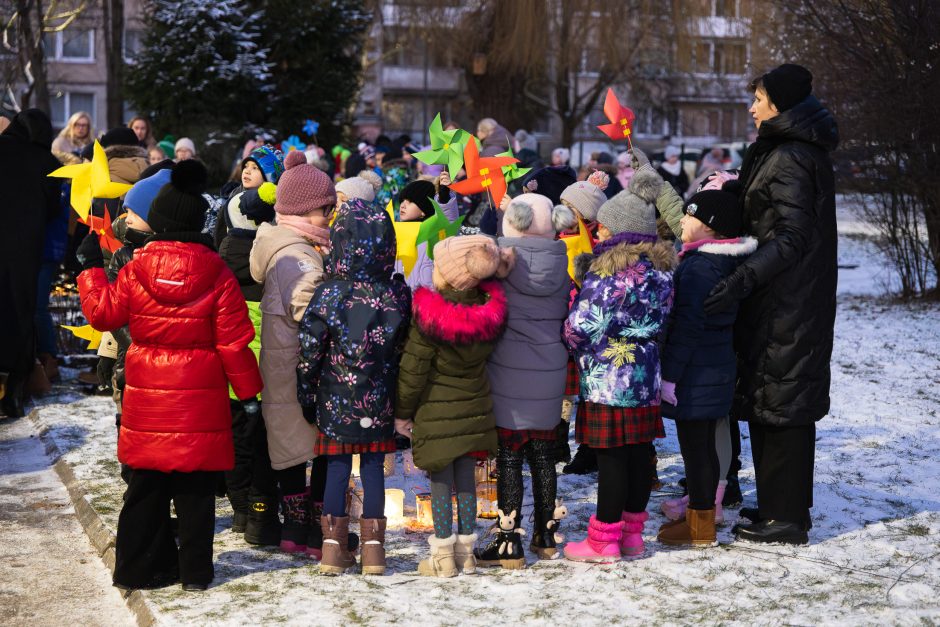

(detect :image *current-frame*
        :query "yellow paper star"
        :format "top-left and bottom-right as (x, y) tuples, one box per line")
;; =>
(49, 140), (133, 221)
(61, 324), (102, 351)
(386, 200), (420, 276)
(564, 217), (594, 286)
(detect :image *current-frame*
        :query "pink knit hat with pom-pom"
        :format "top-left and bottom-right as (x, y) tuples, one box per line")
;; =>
(275, 150), (336, 215)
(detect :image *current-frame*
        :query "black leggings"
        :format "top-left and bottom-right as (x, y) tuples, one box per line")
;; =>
(497, 438), (557, 527)
(675, 419), (720, 511)
(595, 444), (653, 523)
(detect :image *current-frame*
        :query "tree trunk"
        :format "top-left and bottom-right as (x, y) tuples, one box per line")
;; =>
(103, 0), (125, 128)
(16, 0), (50, 114)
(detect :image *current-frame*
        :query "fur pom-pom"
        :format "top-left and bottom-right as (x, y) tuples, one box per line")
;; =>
(496, 247), (515, 278)
(358, 170), (383, 192)
(505, 200), (534, 233)
(171, 159), (208, 195)
(552, 203), (576, 232)
(627, 166), (663, 202)
(573, 252), (595, 286)
(587, 170), (610, 191)
(257, 181), (277, 205)
(284, 150), (307, 170)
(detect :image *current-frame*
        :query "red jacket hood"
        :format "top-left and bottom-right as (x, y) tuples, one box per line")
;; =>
(135, 240), (226, 305)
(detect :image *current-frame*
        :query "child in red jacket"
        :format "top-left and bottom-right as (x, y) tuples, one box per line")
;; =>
(76, 161), (262, 592)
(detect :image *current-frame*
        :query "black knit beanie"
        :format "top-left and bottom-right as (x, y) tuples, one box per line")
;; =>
(684, 184), (742, 238)
(762, 63), (813, 112)
(400, 179), (436, 219)
(147, 160), (210, 234)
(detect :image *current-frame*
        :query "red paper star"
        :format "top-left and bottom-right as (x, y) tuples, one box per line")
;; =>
(79, 202), (123, 254)
(448, 139), (518, 209)
(597, 88), (636, 143)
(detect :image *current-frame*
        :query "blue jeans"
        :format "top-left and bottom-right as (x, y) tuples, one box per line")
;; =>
(322, 453), (385, 519)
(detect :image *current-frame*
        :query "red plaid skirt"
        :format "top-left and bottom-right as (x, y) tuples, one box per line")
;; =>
(314, 432), (397, 456)
(565, 358), (580, 396)
(497, 426), (558, 452)
(575, 402), (664, 448)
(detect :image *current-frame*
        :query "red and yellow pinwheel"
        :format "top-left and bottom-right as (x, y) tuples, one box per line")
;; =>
(448, 139), (518, 209)
(80, 202), (123, 254)
(597, 88), (636, 149)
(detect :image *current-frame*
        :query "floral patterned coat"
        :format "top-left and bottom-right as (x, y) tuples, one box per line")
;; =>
(296, 198), (412, 444)
(564, 234), (677, 407)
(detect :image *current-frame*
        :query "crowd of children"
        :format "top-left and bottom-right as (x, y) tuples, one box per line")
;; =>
(70, 122), (762, 591)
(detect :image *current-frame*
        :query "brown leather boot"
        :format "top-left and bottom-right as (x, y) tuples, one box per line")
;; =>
(320, 515), (356, 575)
(359, 517), (387, 575)
(688, 508), (717, 546)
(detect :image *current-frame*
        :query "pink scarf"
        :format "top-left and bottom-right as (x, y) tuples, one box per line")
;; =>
(277, 214), (330, 247)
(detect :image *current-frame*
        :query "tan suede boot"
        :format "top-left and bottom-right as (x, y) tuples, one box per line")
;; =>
(320, 515), (356, 575)
(688, 508), (717, 546)
(359, 517), (387, 575)
(418, 535), (458, 578)
(454, 533), (477, 574)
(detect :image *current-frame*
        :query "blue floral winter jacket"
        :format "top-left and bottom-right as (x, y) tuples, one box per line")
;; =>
(297, 198), (412, 444)
(564, 235), (677, 407)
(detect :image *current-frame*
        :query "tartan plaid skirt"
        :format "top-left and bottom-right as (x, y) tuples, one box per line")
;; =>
(575, 402), (665, 448)
(565, 358), (580, 396)
(314, 432), (397, 456)
(497, 426), (559, 452)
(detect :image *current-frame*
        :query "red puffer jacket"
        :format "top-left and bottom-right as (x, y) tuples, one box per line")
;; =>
(78, 239), (263, 473)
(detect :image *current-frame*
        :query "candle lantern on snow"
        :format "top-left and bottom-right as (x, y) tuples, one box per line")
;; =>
(476, 458), (499, 519)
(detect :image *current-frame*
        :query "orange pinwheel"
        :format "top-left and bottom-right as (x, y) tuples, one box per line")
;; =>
(597, 88), (636, 147)
(448, 139), (518, 209)
(80, 201), (123, 254)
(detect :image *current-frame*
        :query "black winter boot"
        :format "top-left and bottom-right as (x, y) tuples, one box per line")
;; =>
(722, 474), (743, 507)
(279, 491), (310, 553)
(563, 443), (597, 475)
(554, 414), (572, 464)
(474, 529), (526, 569)
(244, 497), (281, 546)
(529, 508), (559, 559)
(228, 488), (250, 533)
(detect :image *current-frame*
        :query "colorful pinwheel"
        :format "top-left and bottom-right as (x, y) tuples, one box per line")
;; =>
(496, 143), (532, 184)
(80, 201), (123, 253)
(597, 88), (636, 149)
(303, 119), (320, 137)
(448, 138), (518, 209)
(48, 140), (133, 220)
(386, 200), (421, 276)
(281, 135), (306, 153)
(61, 324), (102, 350)
(416, 199), (465, 259)
(413, 113), (472, 179)
(562, 217), (594, 285)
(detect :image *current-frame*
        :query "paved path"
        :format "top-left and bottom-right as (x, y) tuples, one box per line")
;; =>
(0, 415), (133, 625)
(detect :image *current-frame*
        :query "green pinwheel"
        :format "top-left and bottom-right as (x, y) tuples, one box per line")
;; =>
(413, 113), (472, 179)
(416, 198), (465, 259)
(497, 143), (532, 183)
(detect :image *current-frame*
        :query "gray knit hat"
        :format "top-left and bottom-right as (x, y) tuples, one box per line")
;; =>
(597, 190), (658, 236)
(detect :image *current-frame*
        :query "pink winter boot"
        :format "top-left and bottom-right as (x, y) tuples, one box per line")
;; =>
(620, 511), (648, 557)
(661, 495), (689, 521)
(563, 516), (623, 562)
(714, 480), (727, 524)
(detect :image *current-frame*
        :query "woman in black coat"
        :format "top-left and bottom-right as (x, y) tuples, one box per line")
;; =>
(0, 109), (61, 417)
(704, 64), (839, 544)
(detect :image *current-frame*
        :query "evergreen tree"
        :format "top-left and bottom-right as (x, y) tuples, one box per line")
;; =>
(126, 0), (272, 139)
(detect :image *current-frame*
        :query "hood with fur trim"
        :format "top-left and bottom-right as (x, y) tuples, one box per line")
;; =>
(574, 239), (678, 285)
(412, 281), (507, 345)
(680, 236), (758, 258)
(106, 144), (150, 185)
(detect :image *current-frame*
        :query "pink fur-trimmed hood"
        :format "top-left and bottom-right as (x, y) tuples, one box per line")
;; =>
(412, 280), (508, 345)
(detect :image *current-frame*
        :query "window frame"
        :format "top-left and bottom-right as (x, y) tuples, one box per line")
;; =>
(44, 28), (95, 63)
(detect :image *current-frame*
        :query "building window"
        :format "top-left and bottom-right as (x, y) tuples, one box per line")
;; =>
(678, 38), (746, 76)
(50, 91), (96, 128)
(124, 29), (143, 63)
(43, 28), (95, 62)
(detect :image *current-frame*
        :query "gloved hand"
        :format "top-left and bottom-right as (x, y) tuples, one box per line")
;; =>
(629, 146), (651, 169)
(479, 205), (499, 236)
(76, 232), (104, 270)
(703, 267), (755, 315)
(243, 399), (260, 415)
(239, 184), (276, 225)
(395, 418), (414, 440)
(661, 380), (677, 406)
(302, 405), (317, 425)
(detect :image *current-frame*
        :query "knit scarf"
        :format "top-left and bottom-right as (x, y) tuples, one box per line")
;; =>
(276, 214), (330, 247)
(593, 231), (657, 255)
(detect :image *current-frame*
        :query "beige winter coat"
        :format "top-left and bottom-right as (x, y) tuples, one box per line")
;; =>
(250, 222), (324, 469)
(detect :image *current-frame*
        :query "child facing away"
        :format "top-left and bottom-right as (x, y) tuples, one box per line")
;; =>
(297, 197), (411, 576)
(474, 194), (575, 568)
(249, 150), (339, 557)
(562, 174), (677, 562)
(657, 184), (756, 547)
(393, 173), (459, 291)
(75, 160), (263, 591)
(396, 235), (513, 578)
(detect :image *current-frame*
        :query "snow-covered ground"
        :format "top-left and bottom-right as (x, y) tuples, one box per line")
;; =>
(28, 201), (940, 625)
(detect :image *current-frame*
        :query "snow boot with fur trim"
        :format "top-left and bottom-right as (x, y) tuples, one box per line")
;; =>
(563, 516), (623, 562)
(418, 535), (458, 578)
(359, 517), (387, 575)
(658, 508), (717, 546)
(454, 533), (477, 574)
(320, 515), (356, 574)
(661, 495), (689, 521)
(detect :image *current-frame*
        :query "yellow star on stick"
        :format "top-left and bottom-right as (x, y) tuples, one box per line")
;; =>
(386, 200), (420, 276)
(61, 324), (102, 351)
(564, 217), (594, 285)
(49, 140), (133, 220)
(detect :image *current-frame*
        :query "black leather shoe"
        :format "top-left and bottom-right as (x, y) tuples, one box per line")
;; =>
(735, 508), (812, 532)
(734, 520), (808, 545)
(182, 583), (208, 592)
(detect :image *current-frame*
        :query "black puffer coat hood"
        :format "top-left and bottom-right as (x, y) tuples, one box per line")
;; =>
(732, 95), (839, 426)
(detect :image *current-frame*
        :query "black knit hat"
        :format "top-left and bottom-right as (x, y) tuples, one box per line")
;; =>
(761, 63), (813, 112)
(400, 179), (436, 219)
(684, 185), (742, 238)
(147, 160), (210, 234)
